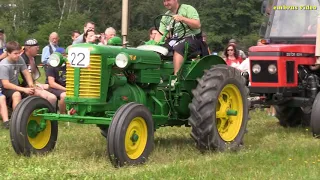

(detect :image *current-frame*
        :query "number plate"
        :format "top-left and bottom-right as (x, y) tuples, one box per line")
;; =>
(68, 47), (90, 68)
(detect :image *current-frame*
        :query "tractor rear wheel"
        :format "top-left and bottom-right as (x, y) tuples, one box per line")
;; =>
(274, 106), (310, 127)
(188, 65), (249, 152)
(311, 92), (320, 138)
(107, 102), (154, 167)
(10, 96), (58, 156)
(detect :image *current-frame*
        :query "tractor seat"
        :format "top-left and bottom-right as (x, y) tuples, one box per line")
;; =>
(136, 45), (169, 56)
(136, 44), (201, 60)
(161, 50), (201, 60)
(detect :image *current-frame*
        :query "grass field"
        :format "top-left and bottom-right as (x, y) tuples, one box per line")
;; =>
(0, 110), (320, 179)
(1, 69), (320, 179)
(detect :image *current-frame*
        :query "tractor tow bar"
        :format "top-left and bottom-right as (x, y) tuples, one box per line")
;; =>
(247, 96), (266, 102)
(248, 96), (267, 108)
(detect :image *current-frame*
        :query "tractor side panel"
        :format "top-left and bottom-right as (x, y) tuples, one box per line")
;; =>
(107, 84), (147, 111)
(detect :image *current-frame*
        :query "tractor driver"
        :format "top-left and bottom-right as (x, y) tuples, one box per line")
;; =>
(154, 0), (208, 86)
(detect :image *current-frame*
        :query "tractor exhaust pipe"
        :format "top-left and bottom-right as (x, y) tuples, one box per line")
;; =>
(316, 14), (320, 64)
(121, 0), (129, 48)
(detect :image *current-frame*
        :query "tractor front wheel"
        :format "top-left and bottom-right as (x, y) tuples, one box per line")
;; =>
(188, 65), (249, 151)
(107, 102), (154, 167)
(10, 96), (58, 156)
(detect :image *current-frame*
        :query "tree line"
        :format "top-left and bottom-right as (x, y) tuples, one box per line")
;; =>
(0, 0), (264, 53)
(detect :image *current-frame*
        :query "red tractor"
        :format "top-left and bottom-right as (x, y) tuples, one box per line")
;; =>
(248, 0), (320, 136)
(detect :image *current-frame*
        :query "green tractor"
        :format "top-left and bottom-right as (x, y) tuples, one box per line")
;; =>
(9, 1), (249, 167)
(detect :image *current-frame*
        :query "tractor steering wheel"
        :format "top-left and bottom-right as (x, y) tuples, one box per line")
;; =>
(154, 14), (187, 43)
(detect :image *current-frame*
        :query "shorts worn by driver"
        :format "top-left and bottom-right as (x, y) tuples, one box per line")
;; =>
(172, 36), (202, 58)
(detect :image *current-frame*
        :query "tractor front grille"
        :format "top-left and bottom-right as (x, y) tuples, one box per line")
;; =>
(66, 55), (101, 98)
(250, 60), (278, 83)
(66, 65), (74, 96)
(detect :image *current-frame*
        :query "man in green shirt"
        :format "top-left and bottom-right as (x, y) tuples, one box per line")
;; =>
(155, 0), (207, 86)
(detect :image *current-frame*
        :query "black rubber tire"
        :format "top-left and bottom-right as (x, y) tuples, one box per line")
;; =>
(311, 92), (320, 138)
(274, 105), (310, 127)
(10, 96), (58, 156)
(107, 102), (154, 167)
(188, 64), (249, 152)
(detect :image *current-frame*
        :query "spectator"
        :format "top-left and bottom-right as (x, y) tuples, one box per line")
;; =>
(149, 27), (157, 41)
(99, 27), (116, 45)
(228, 39), (247, 60)
(20, 38), (57, 107)
(47, 47), (67, 114)
(83, 29), (97, 43)
(0, 41), (35, 111)
(73, 21), (95, 44)
(0, 92), (9, 129)
(0, 29), (7, 60)
(223, 44), (243, 69)
(71, 30), (81, 41)
(202, 31), (211, 54)
(41, 32), (60, 65)
(21, 39), (43, 88)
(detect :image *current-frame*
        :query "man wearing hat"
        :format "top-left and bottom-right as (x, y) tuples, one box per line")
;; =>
(228, 39), (247, 60)
(20, 38), (57, 107)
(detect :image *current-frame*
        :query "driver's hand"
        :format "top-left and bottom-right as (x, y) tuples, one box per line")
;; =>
(172, 15), (185, 22)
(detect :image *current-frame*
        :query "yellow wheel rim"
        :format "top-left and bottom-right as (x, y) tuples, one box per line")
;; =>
(27, 114), (52, 149)
(125, 117), (148, 160)
(216, 84), (243, 141)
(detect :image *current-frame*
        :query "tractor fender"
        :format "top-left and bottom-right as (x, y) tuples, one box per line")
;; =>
(182, 55), (226, 80)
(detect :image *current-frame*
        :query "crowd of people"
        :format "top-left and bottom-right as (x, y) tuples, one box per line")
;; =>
(0, 22), (119, 129)
(0, 0), (276, 130)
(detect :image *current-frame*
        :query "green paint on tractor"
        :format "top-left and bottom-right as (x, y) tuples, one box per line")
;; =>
(9, 11), (249, 168)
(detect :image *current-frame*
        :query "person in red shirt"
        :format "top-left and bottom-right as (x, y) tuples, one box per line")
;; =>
(223, 44), (243, 69)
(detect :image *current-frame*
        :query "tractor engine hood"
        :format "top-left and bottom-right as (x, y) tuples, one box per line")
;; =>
(249, 44), (316, 58)
(69, 43), (162, 66)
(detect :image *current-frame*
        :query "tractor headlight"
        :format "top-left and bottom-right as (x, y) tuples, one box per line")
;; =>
(115, 53), (131, 68)
(268, 64), (277, 74)
(252, 64), (261, 74)
(48, 52), (65, 67)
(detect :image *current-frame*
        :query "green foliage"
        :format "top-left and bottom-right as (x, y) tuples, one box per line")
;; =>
(0, 0), (264, 52)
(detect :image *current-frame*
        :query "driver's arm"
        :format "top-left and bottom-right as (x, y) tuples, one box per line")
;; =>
(173, 6), (201, 29)
(177, 17), (200, 29)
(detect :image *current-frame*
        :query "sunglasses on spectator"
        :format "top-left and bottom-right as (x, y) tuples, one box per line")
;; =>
(227, 49), (234, 51)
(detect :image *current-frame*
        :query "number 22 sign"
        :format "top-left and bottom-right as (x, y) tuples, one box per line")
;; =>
(68, 47), (90, 68)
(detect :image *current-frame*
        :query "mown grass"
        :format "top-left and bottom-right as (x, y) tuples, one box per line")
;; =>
(0, 110), (320, 179)
(1, 69), (320, 179)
